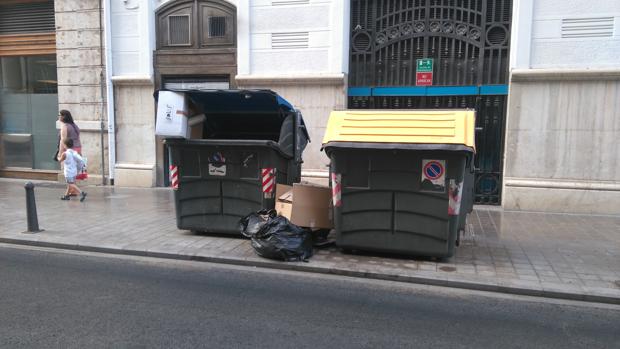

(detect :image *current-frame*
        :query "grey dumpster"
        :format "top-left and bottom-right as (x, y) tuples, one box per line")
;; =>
(163, 90), (309, 235)
(322, 110), (476, 258)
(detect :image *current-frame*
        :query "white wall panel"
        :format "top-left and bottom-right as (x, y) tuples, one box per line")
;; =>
(250, 6), (329, 32)
(111, 14), (139, 36)
(251, 50), (328, 74)
(110, 3), (139, 75)
(531, 40), (620, 68)
(113, 37), (141, 52)
(534, 0), (620, 17)
(247, 1), (342, 75)
(112, 53), (141, 76)
(527, 0), (620, 69)
(532, 19), (561, 39)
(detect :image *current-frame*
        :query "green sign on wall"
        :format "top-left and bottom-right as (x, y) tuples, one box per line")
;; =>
(416, 59), (433, 72)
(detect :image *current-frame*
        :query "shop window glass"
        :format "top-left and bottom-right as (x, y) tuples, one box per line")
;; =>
(0, 55), (58, 170)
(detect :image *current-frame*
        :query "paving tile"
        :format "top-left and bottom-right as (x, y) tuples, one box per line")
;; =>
(1, 179), (619, 302)
(495, 267), (516, 274)
(583, 280), (616, 289)
(517, 274), (541, 281)
(577, 274), (602, 281)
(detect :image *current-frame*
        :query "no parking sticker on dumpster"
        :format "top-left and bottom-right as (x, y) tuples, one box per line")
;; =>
(421, 159), (446, 192)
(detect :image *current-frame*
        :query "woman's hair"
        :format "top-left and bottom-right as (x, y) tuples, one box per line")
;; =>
(64, 138), (74, 149)
(59, 110), (75, 124)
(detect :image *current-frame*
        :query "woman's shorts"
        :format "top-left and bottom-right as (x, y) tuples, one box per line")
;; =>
(66, 176), (76, 184)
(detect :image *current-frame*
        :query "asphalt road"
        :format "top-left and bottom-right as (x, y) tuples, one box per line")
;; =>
(0, 245), (618, 349)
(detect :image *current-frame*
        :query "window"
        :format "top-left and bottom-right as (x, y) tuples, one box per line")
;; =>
(0, 55), (59, 170)
(200, 5), (234, 46)
(157, 0), (236, 49)
(168, 15), (191, 46)
(208, 16), (226, 38)
(0, 2), (55, 35)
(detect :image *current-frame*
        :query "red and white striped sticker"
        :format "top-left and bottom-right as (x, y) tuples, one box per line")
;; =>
(448, 179), (463, 216)
(169, 165), (179, 190)
(331, 173), (342, 207)
(262, 168), (276, 196)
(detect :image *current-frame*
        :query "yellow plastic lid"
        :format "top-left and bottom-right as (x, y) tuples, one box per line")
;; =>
(322, 110), (475, 150)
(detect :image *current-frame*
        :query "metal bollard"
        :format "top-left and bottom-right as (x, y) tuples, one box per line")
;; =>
(24, 182), (42, 233)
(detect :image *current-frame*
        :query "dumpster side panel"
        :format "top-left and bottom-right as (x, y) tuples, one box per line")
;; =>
(340, 190), (392, 233)
(168, 142), (294, 234)
(330, 147), (470, 258)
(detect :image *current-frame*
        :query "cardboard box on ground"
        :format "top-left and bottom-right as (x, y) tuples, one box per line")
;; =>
(155, 91), (205, 139)
(275, 183), (333, 229)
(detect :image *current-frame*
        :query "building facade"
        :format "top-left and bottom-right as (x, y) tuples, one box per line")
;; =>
(108, 0), (348, 187)
(0, 0), (109, 184)
(505, 0), (620, 214)
(1, 0), (618, 214)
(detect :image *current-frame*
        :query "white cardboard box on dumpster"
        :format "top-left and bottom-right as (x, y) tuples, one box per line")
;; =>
(275, 183), (333, 229)
(155, 91), (189, 137)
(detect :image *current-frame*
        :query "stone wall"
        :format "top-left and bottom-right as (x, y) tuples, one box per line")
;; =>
(503, 69), (620, 214)
(113, 79), (157, 187)
(55, 0), (108, 183)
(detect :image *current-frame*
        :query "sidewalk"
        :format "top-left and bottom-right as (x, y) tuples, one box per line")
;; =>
(1, 179), (619, 304)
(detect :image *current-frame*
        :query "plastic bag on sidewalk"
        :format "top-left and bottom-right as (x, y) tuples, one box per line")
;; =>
(238, 209), (276, 238)
(240, 213), (313, 262)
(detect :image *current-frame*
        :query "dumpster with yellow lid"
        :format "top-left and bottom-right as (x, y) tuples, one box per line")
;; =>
(322, 109), (476, 258)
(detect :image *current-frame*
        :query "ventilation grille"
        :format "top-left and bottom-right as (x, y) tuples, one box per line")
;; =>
(561, 17), (614, 38)
(209, 16), (226, 38)
(0, 2), (55, 35)
(272, 0), (310, 5)
(271, 32), (309, 49)
(169, 15), (191, 45)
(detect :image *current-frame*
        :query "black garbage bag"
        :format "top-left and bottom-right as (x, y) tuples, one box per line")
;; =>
(250, 215), (313, 262)
(238, 209), (277, 238)
(311, 228), (335, 248)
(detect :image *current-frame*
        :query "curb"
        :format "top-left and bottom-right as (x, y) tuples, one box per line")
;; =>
(1, 237), (619, 306)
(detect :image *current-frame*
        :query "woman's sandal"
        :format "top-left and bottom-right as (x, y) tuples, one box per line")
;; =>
(60, 195), (71, 200)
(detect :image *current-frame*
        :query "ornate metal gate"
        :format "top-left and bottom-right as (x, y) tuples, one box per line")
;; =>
(348, 0), (512, 205)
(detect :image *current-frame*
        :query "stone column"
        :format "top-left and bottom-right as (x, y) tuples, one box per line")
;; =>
(55, 0), (108, 184)
(112, 77), (157, 187)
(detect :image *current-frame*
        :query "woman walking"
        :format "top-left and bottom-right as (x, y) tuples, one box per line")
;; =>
(57, 109), (81, 156)
(56, 109), (86, 197)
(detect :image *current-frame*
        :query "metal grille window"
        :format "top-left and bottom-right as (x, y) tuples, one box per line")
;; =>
(168, 15), (191, 45)
(349, 0), (512, 87)
(0, 2), (55, 35)
(208, 16), (226, 38)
